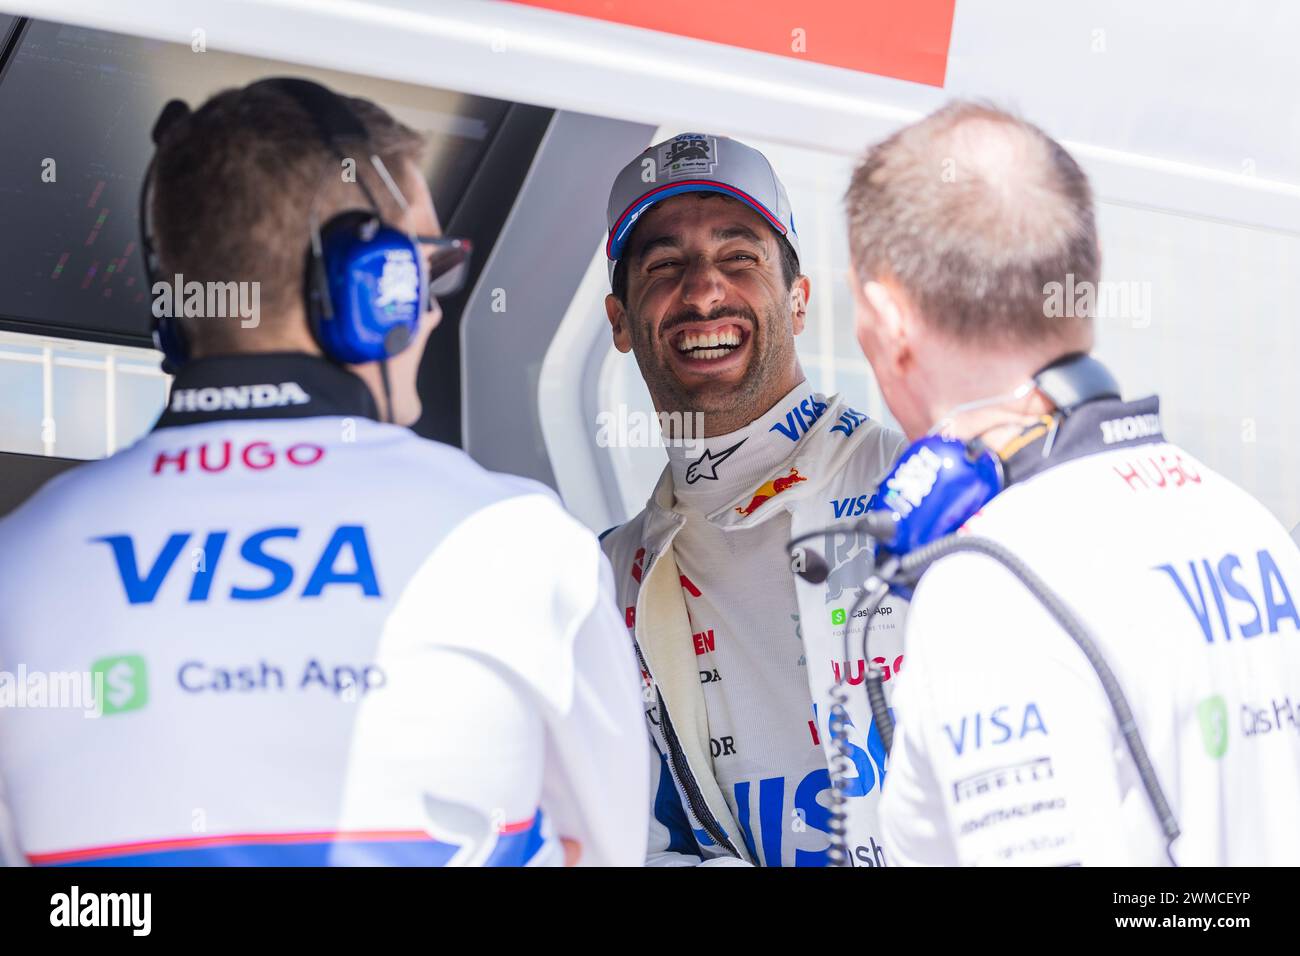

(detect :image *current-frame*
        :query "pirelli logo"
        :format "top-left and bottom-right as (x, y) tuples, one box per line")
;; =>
(953, 756), (1054, 803)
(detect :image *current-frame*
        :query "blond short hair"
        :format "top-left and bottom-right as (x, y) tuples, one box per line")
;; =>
(845, 101), (1099, 347)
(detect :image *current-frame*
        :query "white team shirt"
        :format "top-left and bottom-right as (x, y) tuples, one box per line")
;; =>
(0, 354), (649, 867)
(881, 396), (1300, 865)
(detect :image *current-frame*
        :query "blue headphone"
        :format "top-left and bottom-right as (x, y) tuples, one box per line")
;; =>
(139, 78), (433, 371)
(869, 432), (1006, 557)
(866, 353), (1121, 563)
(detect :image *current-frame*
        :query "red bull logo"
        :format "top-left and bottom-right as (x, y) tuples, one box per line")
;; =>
(735, 467), (807, 516)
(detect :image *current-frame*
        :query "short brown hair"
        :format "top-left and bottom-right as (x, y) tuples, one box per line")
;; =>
(845, 101), (1099, 346)
(149, 81), (426, 352)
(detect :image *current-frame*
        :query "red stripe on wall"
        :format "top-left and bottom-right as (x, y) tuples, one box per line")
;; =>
(506, 0), (956, 87)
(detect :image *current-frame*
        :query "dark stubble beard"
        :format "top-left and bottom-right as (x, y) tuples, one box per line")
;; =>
(628, 299), (800, 438)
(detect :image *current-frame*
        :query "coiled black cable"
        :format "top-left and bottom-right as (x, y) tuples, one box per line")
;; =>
(823, 558), (897, 867)
(789, 523), (1181, 867)
(863, 533), (1181, 865)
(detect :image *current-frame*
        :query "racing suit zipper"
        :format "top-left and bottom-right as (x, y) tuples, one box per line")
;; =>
(633, 641), (741, 859)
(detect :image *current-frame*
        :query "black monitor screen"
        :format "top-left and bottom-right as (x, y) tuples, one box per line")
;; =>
(0, 19), (509, 345)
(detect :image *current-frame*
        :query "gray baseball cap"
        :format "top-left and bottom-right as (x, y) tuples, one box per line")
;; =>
(605, 132), (800, 283)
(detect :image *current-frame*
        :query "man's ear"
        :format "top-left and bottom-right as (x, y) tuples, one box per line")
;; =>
(604, 293), (633, 353)
(789, 275), (811, 336)
(863, 279), (909, 366)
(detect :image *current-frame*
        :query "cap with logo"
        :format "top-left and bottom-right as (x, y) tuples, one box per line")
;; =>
(605, 133), (800, 283)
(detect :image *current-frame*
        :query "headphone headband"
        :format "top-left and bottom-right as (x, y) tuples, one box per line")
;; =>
(1032, 352), (1121, 414)
(152, 98), (192, 145)
(139, 99), (195, 371)
(141, 78), (427, 377)
(254, 77), (387, 215)
(251, 78), (369, 158)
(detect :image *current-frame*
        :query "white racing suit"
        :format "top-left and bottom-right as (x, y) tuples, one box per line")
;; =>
(0, 354), (648, 867)
(882, 395), (1300, 865)
(602, 391), (907, 865)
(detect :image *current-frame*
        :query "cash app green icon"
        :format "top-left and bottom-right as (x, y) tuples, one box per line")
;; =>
(830, 608), (847, 626)
(92, 654), (148, 716)
(1197, 695), (1228, 759)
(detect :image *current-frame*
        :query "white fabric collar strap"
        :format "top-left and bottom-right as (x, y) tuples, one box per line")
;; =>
(666, 380), (820, 514)
(641, 390), (884, 538)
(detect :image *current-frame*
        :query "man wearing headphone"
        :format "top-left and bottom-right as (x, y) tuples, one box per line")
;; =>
(0, 79), (648, 866)
(846, 101), (1300, 864)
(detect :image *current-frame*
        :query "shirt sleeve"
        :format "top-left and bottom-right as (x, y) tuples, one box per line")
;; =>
(539, 552), (651, 866)
(881, 551), (1137, 866)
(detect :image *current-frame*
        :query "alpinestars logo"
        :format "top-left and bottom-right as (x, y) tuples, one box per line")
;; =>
(685, 439), (746, 483)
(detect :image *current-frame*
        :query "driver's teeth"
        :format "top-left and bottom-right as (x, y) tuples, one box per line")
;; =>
(677, 329), (743, 354)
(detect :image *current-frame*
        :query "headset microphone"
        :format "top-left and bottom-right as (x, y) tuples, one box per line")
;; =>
(791, 512), (898, 587)
(793, 548), (829, 586)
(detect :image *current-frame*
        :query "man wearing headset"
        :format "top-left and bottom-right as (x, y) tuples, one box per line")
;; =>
(847, 101), (1300, 865)
(0, 79), (648, 867)
(600, 134), (907, 866)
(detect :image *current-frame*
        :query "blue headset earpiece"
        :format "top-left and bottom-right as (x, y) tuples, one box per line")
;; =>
(866, 353), (1121, 571)
(868, 434), (1005, 560)
(140, 78), (425, 371)
(306, 209), (422, 364)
